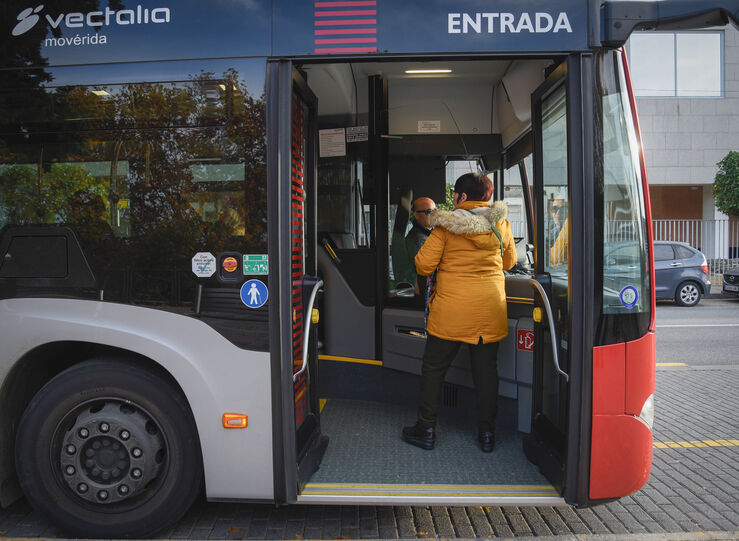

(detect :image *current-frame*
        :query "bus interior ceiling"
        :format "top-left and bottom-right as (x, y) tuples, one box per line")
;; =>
(298, 59), (559, 492)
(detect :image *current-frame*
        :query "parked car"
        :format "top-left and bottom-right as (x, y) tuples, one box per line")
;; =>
(723, 267), (739, 298)
(653, 241), (711, 307)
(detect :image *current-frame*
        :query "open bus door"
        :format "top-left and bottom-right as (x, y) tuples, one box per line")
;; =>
(525, 56), (590, 504)
(268, 61), (327, 503)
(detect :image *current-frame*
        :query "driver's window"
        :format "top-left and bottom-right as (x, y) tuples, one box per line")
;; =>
(503, 155), (533, 271)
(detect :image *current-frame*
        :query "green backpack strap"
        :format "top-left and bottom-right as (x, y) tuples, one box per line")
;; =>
(465, 209), (503, 254)
(490, 224), (503, 254)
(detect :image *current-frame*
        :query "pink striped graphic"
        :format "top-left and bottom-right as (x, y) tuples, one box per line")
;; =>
(315, 1), (376, 6)
(315, 37), (377, 44)
(314, 0), (377, 54)
(315, 9), (376, 16)
(315, 46), (377, 53)
(315, 28), (376, 34)
(315, 18), (376, 25)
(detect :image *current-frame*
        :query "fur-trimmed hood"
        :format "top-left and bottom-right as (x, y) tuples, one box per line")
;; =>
(429, 200), (508, 235)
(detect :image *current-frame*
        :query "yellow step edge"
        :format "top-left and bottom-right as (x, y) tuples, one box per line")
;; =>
(305, 483), (555, 490)
(318, 354), (383, 366)
(301, 490), (558, 497)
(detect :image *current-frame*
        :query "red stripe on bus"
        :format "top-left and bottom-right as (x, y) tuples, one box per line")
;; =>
(315, 19), (376, 25)
(315, 1), (376, 6)
(315, 28), (376, 34)
(315, 46), (377, 53)
(315, 10), (376, 16)
(315, 37), (377, 44)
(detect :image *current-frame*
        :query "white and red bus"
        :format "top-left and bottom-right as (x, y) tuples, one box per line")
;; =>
(1, 0), (737, 537)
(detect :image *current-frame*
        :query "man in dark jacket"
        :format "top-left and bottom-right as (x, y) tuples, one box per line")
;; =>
(405, 197), (436, 264)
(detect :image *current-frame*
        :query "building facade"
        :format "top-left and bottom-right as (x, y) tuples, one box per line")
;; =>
(630, 25), (739, 258)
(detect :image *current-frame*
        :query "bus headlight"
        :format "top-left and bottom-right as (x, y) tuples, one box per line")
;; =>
(639, 394), (654, 430)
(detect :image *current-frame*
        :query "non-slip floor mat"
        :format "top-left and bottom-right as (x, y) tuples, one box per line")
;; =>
(310, 399), (551, 486)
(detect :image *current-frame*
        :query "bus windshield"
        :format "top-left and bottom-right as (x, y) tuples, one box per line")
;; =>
(598, 51), (651, 341)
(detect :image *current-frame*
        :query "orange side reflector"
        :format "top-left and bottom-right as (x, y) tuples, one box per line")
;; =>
(222, 413), (248, 429)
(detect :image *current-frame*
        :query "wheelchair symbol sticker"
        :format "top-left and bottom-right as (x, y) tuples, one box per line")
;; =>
(241, 279), (268, 309)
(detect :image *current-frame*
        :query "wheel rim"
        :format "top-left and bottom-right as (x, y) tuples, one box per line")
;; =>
(680, 284), (699, 305)
(54, 399), (167, 506)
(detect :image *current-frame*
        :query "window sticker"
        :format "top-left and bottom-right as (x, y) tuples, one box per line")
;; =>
(222, 256), (239, 273)
(243, 254), (268, 275)
(241, 279), (268, 309)
(191, 252), (216, 278)
(619, 285), (639, 309)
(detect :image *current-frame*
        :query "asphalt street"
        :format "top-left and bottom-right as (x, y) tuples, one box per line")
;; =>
(655, 294), (739, 366)
(1, 296), (737, 540)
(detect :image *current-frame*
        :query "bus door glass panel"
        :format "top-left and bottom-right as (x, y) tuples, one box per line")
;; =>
(597, 51), (651, 344)
(290, 77), (322, 461)
(532, 80), (570, 472)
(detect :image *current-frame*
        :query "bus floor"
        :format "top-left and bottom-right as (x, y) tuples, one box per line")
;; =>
(299, 398), (559, 502)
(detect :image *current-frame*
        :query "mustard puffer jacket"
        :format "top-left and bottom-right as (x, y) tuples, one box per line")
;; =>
(415, 200), (517, 344)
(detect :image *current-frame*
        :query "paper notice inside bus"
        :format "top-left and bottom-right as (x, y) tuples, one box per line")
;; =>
(319, 128), (346, 157)
(346, 126), (368, 142)
(418, 120), (441, 133)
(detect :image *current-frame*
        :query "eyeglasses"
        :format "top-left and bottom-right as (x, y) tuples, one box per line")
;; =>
(414, 209), (434, 215)
(552, 206), (566, 213)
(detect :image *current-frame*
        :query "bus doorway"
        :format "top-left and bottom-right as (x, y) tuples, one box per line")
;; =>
(286, 57), (579, 504)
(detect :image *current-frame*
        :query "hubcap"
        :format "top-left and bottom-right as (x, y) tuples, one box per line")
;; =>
(58, 401), (166, 505)
(680, 284), (699, 304)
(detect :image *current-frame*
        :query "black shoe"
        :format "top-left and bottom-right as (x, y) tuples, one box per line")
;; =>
(402, 422), (435, 450)
(478, 431), (494, 453)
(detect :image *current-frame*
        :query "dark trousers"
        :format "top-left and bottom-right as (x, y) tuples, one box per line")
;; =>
(417, 334), (499, 432)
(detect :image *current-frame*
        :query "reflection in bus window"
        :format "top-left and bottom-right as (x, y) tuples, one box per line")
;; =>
(541, 85), (568, 274)
(0, 63), (267, 310)
(600, 52), (649, 315)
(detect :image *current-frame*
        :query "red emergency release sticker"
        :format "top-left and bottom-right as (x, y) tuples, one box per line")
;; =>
(517, 329), (534, 351)
(222, 257), (238, 273)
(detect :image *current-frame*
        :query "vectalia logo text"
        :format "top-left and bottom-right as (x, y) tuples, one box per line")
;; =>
(12, 4), (171, 37)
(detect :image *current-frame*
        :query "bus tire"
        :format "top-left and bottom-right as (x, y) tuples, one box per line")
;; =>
(675, 280), (702, 307)
(15, 358), (203, 539)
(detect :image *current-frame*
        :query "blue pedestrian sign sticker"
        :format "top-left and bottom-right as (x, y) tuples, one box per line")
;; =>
(619, 285), (639, 309)
(241, 279), (268, 309)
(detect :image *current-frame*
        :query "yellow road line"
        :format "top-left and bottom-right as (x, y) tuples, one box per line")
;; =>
(656, 362), (687, 367)
(508, 297), (534, 304)
(654, 439), (739, 449)
(318, 354), (383, 366)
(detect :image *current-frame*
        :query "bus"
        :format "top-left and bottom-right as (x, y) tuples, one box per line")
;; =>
(1, 0), (737, 537)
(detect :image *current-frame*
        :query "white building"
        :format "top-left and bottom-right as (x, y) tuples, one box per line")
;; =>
(630, 26), (738, 221)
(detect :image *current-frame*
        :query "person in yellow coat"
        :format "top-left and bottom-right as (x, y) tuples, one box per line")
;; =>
(402, 172), (517, 452)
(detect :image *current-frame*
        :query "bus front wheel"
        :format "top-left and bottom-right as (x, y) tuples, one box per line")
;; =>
(15, 358), (203, 538)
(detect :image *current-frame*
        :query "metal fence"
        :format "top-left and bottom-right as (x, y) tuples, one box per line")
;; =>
(653, 219), (739, 284)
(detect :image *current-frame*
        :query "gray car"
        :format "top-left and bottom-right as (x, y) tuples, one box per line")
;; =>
(654, 241), (711, 307)
(723, 267), (739, 298)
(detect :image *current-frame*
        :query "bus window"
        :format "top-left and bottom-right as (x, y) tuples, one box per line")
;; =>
(502, 155), (533, 271)
(540, 85), (569, 273)
(598, 52), (650, 325)
(0, 60), (269, 347)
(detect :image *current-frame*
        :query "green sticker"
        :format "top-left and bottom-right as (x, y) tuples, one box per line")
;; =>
(243, 254), (268, 275)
